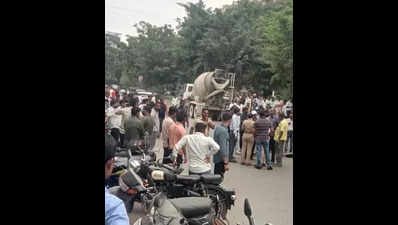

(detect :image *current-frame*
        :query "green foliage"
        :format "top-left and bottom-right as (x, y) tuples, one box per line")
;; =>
(105, 33), (128, 85)
(257, 0), (293, 98)
(105, 0), (293, 98)
(126, 22), (185, 88)
(119, 71), (132, 88)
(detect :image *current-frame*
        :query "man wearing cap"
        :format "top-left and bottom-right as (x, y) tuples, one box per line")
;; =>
(105, 134), (130, 225)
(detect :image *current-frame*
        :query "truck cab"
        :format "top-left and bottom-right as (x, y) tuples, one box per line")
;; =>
(183, 83), (194, 100)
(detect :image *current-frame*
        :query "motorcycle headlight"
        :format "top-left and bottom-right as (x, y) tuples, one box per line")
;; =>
(231, 194), (236, 201)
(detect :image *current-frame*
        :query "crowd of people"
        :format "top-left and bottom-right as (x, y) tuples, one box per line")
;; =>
(105, 88), (167, 150)
(224, 92), (293, 167)
(105, 88), (293, 225)
(105, 88), (293, 175)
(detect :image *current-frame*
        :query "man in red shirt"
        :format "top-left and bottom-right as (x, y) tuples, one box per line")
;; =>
(168, 110), (187, 166)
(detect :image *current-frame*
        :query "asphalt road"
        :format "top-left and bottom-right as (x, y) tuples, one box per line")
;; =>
(127, 112), (292, 225)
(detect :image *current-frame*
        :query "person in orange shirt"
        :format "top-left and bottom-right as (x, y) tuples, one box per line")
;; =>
(168, 110), (187, 167)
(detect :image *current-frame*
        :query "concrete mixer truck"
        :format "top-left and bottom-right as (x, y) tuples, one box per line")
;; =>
(183, 69), (236, 121)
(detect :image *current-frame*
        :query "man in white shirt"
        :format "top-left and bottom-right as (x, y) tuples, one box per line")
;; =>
(173, 122), (220, 175)
(229, 106), (241, 162)
(106, 100), (124, 146)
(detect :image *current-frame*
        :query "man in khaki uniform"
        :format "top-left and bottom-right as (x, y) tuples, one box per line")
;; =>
(241, 113), (256, 166)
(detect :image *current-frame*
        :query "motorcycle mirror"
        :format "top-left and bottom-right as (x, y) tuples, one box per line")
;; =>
(244, 198), (252, 217)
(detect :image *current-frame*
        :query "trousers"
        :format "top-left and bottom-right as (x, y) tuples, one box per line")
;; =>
(241, 133), (254, 164)
(269, 139), (276, 163)
(229, 132), (237, 161)
(214, 162), (226, 179)
(255, 139), (271, 168)
(276, 140), (285, 166)
(111, 128), (121, 146)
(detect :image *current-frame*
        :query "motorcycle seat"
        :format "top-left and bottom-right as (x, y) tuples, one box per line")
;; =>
(200, 174), (223, 185)
(169, 197), (212, 218)
(176, 175), (201, 185)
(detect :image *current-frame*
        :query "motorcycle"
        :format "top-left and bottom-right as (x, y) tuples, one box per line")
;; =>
(145, 167), (236, 220)
(108, 145), (158, 212)
(133, 186), (225, 225)
(114, 157), (186, 213)
(133, 197), (273, 225)
(109, 166), (157, 213)
(106, 144), (155, 188)
(111, 151), (235, 220)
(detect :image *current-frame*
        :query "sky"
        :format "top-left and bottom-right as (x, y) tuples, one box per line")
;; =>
(105, 0), (235, 40)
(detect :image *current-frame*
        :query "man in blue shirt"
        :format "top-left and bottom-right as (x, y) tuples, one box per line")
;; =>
(105, 134), (130, 225)
(213, 112), (232, 178)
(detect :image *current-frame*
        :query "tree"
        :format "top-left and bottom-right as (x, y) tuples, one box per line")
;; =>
(105, 33), (128, 85)
(105, 0), (293, 98)
(257, 0), (293, 99)
(126, 22), (183, 89)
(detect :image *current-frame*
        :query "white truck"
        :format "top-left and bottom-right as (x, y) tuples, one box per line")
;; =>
(183, 69), (236, 121)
